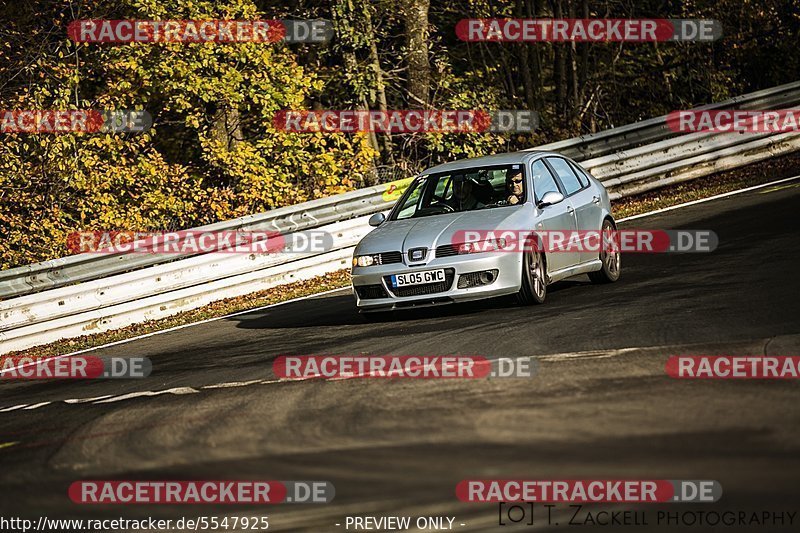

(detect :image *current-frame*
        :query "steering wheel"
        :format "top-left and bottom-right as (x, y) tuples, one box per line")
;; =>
(430, 201), (455, 213)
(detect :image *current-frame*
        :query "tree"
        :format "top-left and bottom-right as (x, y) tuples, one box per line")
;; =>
(401, 0), (431, 108)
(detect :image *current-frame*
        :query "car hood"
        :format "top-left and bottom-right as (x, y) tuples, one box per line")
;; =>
(355, 207), (530, 256)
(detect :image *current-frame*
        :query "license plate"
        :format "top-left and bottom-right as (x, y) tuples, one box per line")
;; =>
(391, 269), (446, 287)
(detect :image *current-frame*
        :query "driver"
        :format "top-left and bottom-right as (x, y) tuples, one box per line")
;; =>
(448, 178), (484, 211)
(505, 168), (525, 205)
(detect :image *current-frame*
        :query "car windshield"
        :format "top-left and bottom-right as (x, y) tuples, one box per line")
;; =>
(392, 164), (526, 220)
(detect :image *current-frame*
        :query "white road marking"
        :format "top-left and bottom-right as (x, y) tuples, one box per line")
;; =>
(618, 174), (800, 222)
(537, 348), (640, 361)
(92, 387), (199, 404)
(0, 404), (30, 413)
(22, 402), (51, 410)
(201, 380), (262, 389)
(64, 395), (114, 404)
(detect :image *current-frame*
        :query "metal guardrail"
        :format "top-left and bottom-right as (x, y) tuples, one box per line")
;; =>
(534, 80), (800, 160)
(603, 131), (800, 198)
(2, 81), (799, 300)
(0, 184), (393, 299)
(0, 216), (372, 334)
(0, 246), (356, 355)
(1, 84), (800, 354)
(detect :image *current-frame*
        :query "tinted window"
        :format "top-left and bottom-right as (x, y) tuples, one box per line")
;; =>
(392, 165), (525, 220)
(530, 160), (561, 202)
(547, 157), (584, 196)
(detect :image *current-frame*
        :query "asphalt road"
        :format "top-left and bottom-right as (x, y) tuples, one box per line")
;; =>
(1, 178), (799, 532)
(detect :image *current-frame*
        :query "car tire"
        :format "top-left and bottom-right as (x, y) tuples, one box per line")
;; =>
(589, 219), (621, 284)
(517, 248), (547, 305)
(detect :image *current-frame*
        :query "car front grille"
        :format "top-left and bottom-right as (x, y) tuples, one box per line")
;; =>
(377, 251), (402, 265)
(435, 244), (459, 258)
(384, 268), (455, 297)
(354, 284), (389, 299)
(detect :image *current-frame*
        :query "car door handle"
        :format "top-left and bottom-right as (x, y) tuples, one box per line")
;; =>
(592, 195), (600, 204)
(567, 206), (575, 214)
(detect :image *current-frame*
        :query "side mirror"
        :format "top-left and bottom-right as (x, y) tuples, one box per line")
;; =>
(537, 191), (564, 208)
(368, 213), (386, 227)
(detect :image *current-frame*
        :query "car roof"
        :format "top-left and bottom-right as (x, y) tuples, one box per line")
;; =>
(421, 150), (563, 175)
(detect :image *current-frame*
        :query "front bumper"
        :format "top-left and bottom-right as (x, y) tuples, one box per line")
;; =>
(351, 252), (523, 311)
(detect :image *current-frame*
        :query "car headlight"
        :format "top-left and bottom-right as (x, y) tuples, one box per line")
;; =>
(352, 254), (376, 267)
(458, 238), (509, 254)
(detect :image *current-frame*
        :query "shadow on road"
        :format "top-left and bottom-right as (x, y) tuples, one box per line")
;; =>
(231, 280), (590, 330)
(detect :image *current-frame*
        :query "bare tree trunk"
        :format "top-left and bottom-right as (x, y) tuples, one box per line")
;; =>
(527, 0), (543, 109)
(210, 106), (243, 151)
(364, 5), (394, 162)
(331, 0), (383, 163)
(567, 0), (580, 128)
(401, 0), (431, 108)
(578, 0), (590, 91)
(359, 99), (381, 162)
(516, 0), (535, 111)
(551, 0), (566, 118)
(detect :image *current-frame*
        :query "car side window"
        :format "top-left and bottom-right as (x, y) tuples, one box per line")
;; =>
(530, 160), (561, 203)
(395, 179), (424, 219)
(569, 160), (590, 188)
(547, 157), (584, 196)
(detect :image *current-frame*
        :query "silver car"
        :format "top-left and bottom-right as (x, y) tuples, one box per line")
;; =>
(351, 150), (620, 313)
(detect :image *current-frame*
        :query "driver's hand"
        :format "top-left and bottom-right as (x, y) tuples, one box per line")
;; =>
(507, 195), (519, 205)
